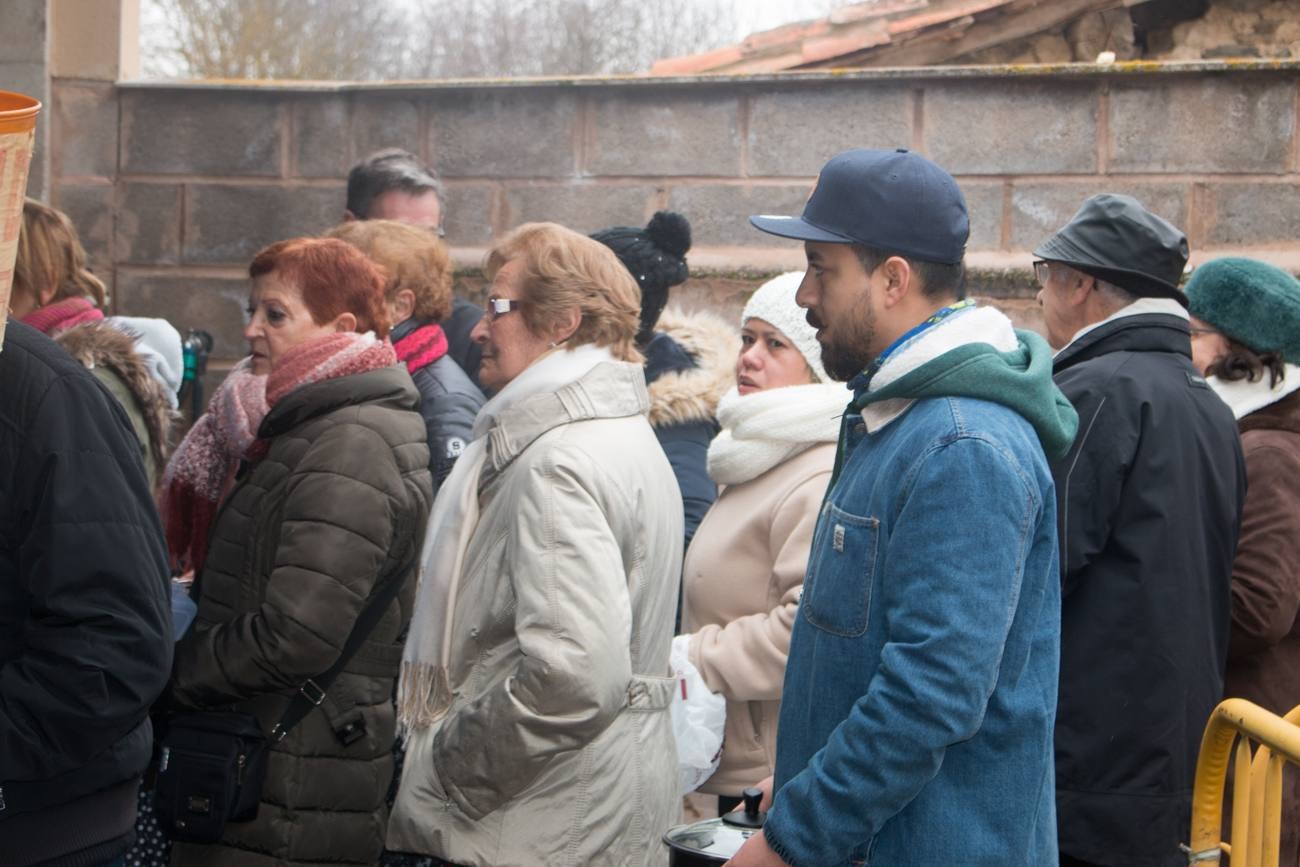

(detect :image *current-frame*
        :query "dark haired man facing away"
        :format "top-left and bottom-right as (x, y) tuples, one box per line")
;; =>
(726, 149), (1077, 866)
(345, 148), (484, 387)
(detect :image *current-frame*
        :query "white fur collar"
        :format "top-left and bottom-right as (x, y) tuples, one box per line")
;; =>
(860, 305), (1018, 432)
(1209, 364), (1300, 420)
(472, 344), (614, 438)
(1060, 297), (1189, 354)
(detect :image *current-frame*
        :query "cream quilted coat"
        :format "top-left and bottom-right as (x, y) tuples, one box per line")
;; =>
(387, 361), (683, 867)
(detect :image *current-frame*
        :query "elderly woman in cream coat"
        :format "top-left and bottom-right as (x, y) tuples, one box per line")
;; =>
(676, 272), (845, 811)
(387, 223), (683, 867)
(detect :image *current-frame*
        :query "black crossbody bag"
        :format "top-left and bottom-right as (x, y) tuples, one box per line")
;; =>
(154, 569), (407, 844)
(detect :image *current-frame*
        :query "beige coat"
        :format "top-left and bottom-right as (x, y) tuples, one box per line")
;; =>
(683, 442), (834, 795)
(387, 361), (683, 867)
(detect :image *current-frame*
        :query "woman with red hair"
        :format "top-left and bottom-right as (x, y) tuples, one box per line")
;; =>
(165, 237), (433, 866)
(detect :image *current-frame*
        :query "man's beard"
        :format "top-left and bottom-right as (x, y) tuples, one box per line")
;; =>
(814, 295), (876, 382)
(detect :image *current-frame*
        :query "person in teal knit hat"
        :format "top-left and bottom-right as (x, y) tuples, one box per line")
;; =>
(727, 148), (1077, 867)
(1187, 256), (1300, 384)
(1186, 256), (1300, 866)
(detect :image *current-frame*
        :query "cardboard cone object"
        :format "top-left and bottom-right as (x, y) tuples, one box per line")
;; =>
(0, 91), (41, 352)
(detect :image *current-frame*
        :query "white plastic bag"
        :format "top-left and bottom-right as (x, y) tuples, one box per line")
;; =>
(669, 635), (726, 796)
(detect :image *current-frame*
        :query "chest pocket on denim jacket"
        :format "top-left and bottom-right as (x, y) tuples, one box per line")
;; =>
(803, 503), (880, 637)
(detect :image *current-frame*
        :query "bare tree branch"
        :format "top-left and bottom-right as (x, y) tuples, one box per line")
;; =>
(144, 0), (744, 80)
(147, 0), (414, 80)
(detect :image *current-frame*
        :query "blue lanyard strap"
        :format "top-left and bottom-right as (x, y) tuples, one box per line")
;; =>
(862, 299), (975, 382)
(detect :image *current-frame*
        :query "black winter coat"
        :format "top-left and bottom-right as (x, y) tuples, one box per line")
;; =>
(443, 297), (484, 391)
(391, 318), (485, 493)
(643, 330), (719, 550)
(0, 322), (172, 867)
(1051, 313), (1245, 867)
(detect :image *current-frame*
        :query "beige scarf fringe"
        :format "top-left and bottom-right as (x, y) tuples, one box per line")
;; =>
(398, 661), (454, 731)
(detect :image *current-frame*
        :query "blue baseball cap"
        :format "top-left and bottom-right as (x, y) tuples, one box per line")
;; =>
(749, 148), (969, 265)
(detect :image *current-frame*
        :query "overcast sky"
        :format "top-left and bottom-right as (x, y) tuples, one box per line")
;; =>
(735, 0), (835, 37)
(139, 0), (856, 78)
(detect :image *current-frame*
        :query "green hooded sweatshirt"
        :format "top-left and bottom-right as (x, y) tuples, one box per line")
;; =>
(853, 328), (1079, 462)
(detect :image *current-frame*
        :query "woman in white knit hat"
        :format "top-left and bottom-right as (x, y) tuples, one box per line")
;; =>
(674, 271), (846, 812)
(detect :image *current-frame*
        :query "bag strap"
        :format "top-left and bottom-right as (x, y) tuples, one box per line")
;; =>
(269, 564), (409, 744)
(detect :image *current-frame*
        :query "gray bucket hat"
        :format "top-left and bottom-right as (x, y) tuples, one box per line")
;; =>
(1034, 194), (1189, 305)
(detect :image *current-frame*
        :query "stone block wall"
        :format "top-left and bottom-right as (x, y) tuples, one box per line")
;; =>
(39, 62), (1300, 374)
(1165, 0), (1300, 61)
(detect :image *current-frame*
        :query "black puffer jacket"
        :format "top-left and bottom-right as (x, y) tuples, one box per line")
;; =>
(0, 321), (172, 867)
(1051, 312), (1245, 867)
(391, 318), (485, 493)
(643, 307), (737, 551)
(443, 297), (485, 391)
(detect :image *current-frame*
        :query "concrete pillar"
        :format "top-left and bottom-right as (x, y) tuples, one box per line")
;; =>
(42, 0), (138, 297)
(50, 0), (139, 81)
(0, 0), (137, 202)
(0, 0), (50, 200)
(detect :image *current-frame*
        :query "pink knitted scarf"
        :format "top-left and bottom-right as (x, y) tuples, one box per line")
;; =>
(21, 297), (104, 335)
(159, 358), (269, 575)
(393, 322), (449, 374)
(160, 332), (397, 575)
(263, 330), (398, 409)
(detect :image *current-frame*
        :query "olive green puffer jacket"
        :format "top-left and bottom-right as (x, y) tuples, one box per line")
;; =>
(171, 365), (432, 866)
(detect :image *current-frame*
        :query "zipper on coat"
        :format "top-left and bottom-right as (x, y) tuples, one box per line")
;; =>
(236, 753), (247, 784)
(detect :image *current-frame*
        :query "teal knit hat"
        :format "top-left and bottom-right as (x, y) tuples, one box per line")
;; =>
(1185, 257), (1300, 360)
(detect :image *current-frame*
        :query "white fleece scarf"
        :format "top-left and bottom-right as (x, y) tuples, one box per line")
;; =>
(860, 305), (1018, 432)
(397, 344), (616, 732)
(707, 383), (847, 486)
(1058, 296), (1189, 356)
(1209, 364), (1300, 420)
(869, 305), (1019, 392)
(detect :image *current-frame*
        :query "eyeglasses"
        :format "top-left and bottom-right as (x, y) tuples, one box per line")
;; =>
(1032, 260), (1052, 287)
(1189, 326), (1221, 337)
(485, 297), (523, 321)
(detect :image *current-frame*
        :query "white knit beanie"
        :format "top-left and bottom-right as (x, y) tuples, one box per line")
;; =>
(740, 271), (829, 383)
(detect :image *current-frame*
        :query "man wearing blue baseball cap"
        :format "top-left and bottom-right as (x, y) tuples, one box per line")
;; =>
(726, 149), (1078, 867)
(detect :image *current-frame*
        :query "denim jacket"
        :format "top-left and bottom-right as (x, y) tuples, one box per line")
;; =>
(764, 306), (1070, 866)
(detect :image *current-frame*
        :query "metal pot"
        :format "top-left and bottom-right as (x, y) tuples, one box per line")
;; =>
(663, 788), (766, 866)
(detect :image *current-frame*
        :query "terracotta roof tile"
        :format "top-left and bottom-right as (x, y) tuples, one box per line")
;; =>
(885, 0), (1012, 35)
(830, 0), (929, 25)
(651, 44), (746, 76)
(743, 20), (832, 52)
(651, 0), (1043, 75)
(728, 51), (810, 75)
(803, 30), (893, 65)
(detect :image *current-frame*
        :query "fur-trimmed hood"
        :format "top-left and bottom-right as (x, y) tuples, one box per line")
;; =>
(56, 320), (177, 484)
(644, 305), (739, 428)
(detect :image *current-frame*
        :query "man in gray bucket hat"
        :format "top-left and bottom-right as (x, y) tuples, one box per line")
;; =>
(1036, 194), (1246, 867)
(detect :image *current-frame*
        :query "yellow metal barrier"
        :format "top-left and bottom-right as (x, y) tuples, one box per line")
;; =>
(1185, 699), (1300, 865)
